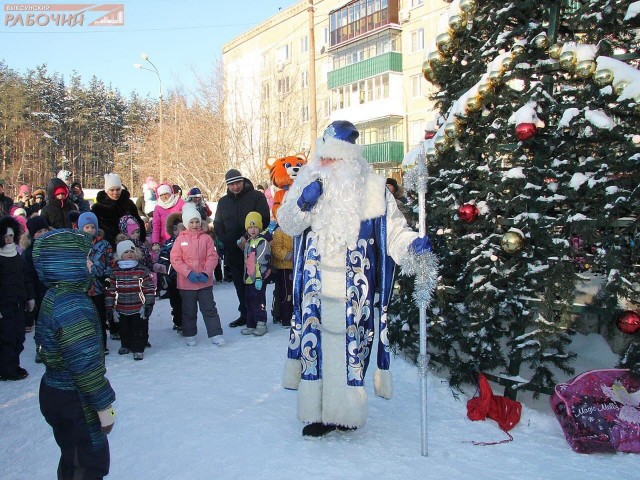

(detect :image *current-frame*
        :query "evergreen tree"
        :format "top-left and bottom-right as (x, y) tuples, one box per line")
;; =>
(388, 0), (640, 397)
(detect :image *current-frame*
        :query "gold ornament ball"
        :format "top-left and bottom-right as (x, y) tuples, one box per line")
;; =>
(436, 32), (455, 55)
(428, 50), (445, 66)
(426, 147), (438, 162)
(593, 68), (614, 87)
(559, 51), (576, 71)
(614, 80), (630, 96)
(511, 44), (526, 57)
(434, 135), (451, 153)
(422, 61), (435, 82)
(459, 0), (477, 15)
(548, 43), (563, 59)
(487, 69), (503, 86)
(449, 14), (467, 33)
(465, 95), (482, 114)
(575, 60), (596, 79)
(477, 79), (493, 99)
(532, 33), (549, 50)
(501, 231), (525, 254)
(501, 53), (514, 72)
(444, 122), (460, 139)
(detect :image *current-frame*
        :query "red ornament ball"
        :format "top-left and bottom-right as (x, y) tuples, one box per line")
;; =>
(617, 310), (640, 335)
(458, 203), (479, 222)
(515, 122), (537, 141)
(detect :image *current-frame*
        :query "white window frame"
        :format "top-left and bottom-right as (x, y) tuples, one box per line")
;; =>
(411, 74), (422, 98)
(410, 28), (424, 53)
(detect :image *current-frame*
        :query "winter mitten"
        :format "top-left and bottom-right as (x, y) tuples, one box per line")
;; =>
(98, 406), (116, 434)
(297, 180), (323, 212)
(408, 235), (432, 255)
(26, 299), (35, 312)
(267, 220), (277, 233)
(187, 271), (199, 283)
(374, 368), (393, 399)
(197, 273), (208, 283)
(112, 310), (120, 323)
(152, 243), (161, 252)
(139, 306), (146, 319)
(144, 305), (153, 319)
(255, 279), (263, 291)
(153, 263), (167, 274)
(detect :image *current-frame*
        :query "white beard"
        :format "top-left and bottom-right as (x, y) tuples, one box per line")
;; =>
(298, 154), (371, 259)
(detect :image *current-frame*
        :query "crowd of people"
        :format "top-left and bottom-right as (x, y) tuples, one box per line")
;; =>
(0, 119), (433, 478)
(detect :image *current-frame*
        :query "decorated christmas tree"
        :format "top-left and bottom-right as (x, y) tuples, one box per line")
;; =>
(388, 0), (640, 397)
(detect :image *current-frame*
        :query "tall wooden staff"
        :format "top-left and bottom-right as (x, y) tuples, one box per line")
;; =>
(403, 141), (439, 456)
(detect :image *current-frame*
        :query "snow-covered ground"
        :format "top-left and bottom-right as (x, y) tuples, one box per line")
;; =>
(1, 281), (637, 479)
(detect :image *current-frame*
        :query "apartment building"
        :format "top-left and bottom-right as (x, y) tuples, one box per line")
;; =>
(222, 0), (446, 178)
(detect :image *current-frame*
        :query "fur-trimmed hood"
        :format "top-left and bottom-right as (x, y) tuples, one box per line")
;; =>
(165, 212), (183, 237)
(0, 215), (21, 248)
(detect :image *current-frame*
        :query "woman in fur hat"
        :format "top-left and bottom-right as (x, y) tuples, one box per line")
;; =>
(0, 215), (35, 380)
(91, 173), (145, 248)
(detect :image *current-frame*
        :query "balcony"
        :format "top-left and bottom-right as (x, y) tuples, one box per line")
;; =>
(328, 52), (402, 89)
(362, 141), (404, 164)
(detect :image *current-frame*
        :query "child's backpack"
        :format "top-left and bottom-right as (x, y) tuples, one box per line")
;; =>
(550, 369), (640, 453)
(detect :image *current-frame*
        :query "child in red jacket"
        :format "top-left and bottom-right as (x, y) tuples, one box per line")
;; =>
(170, 204), (225, 347)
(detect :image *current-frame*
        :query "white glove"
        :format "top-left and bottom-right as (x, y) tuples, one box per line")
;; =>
(139, 306), (146, 319)
(98, 406), (116, 434)
(112, 311), (120, 323)
(26, 299), (35, 312)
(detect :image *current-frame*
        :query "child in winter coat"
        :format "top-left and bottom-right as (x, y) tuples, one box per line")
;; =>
(158, 212), (185, 332)
(0, 215), (35, 380)
(241, 212), (272, 337)
(33, 229), (116, 478)
(79, 212), (114, 353)
(270, 221), (294, 328)
(117, 214), (154, 269)
(105, 240), (155, 360)
(39, 177), (78, 229)
(170, 203), (225, 346)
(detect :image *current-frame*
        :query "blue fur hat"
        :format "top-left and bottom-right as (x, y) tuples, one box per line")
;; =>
(323, 120), (359, 144)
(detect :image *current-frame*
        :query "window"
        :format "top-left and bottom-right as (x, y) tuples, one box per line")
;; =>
(410, 120), (425, 144)
(262, 82), (269, 101)
(410, 28), (424, 53)
(301, 70), (309, 88)
(277, 44), (290, 64)
(411, 74), (422, 98)
(300, 35), (309, 54)
(278, 111), (287, 128)
(411, 0), (424, 7)
(301, 105), (310, 123)
(277, 77), (291, 95)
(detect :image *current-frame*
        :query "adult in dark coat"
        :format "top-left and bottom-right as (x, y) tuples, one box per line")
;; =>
(39, 178), (78, 229)
(70, 182), (91, 212)
(0, 178), (14, 216)
(0, 215), (35, 380)
(213, 169), (270, 327)
(91, 173), (145, 248)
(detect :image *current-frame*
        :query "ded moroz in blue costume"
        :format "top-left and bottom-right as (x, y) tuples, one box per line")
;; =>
(278, 120), (434, 437)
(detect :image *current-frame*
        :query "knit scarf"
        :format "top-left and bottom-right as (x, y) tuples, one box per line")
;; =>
(157, 194), (178, 210)
(0, 243), (17, 257)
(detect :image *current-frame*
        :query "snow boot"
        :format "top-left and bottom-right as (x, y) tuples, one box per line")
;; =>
(133, 352), (144, 361)
(185, 336), (197, 347)
(302, 423), (337, 437)
(253, 322), (268, 336)
(118, 347), (130, 355)
(211, 335), (226, 346)
(241, 327), (255, 335)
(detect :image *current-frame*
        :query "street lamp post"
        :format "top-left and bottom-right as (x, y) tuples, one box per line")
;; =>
(134, 53), (164, 181)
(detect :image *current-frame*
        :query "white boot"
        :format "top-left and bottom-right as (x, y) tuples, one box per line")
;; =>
(185, 336), (197, 347)
(211, 335), (225, 346)
(253, 322), (268, 336)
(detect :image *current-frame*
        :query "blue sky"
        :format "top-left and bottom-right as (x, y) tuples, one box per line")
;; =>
(0, 0), (297, 99)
